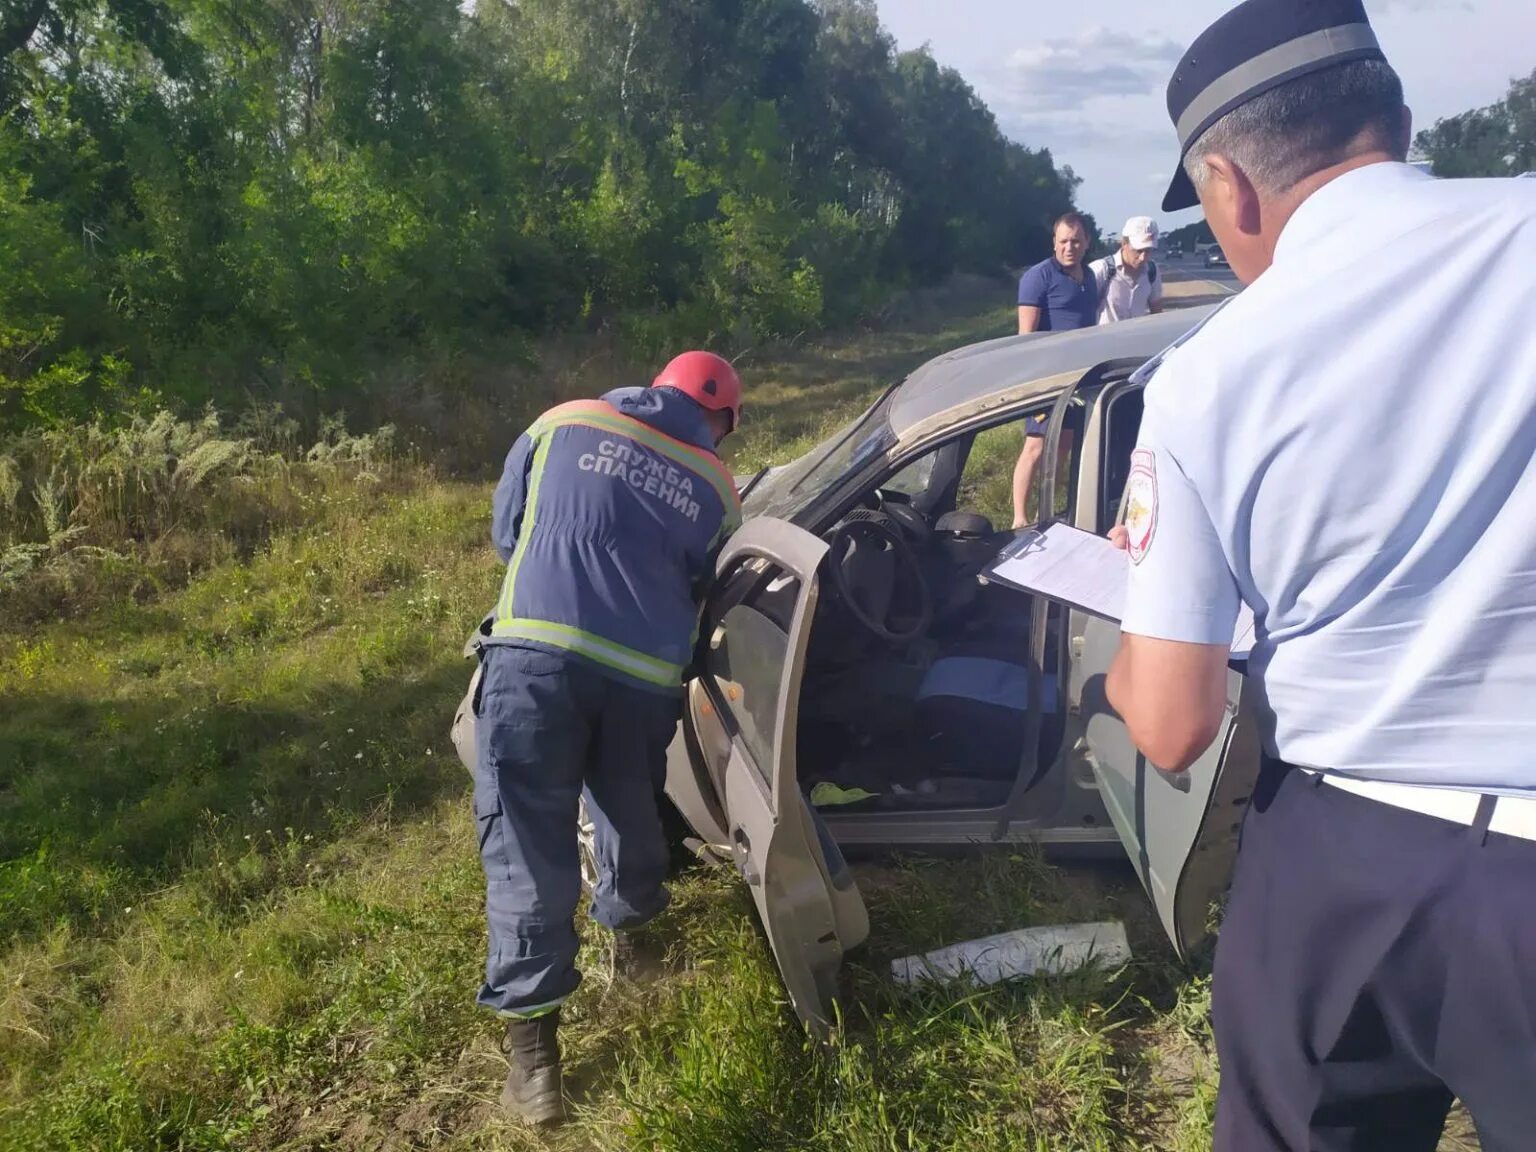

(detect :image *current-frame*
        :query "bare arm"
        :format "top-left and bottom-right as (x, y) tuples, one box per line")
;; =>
(1104, 455), (1236, 772)
(1106, 635), (1229, 771)
(1018, 306), (1041, 335)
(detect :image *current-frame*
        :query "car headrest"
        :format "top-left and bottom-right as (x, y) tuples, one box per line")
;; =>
(935, 510), (993, 539)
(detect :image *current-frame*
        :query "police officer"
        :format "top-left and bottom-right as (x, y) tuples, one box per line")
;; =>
(473, 352), (742, 1126)
(1105, 1), (1536, 1148)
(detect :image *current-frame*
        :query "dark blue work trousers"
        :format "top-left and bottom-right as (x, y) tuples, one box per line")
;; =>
(1212, 758), (1536, 1152)
(472, 644), (680, 1017)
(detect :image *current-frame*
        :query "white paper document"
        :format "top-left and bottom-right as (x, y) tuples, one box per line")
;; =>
(983, 522), (1255, 657)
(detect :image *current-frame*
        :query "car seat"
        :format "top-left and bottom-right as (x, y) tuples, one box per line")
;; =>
(926, 510), (1003, 632)
(914, 655), (1060, 780)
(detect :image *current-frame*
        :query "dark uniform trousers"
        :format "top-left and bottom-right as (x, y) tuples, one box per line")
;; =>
(472, 644), (680, 1016)
(1213, 757), (1536, 1152)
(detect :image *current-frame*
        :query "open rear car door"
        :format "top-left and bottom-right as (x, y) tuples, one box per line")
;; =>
(689, 518), (870, 1037)
(1060, 329), (1258, 959)
(1070, 615), (1262, 957)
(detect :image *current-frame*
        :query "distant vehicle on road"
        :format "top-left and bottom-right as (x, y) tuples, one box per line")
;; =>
(1206, 246), (1229, 268)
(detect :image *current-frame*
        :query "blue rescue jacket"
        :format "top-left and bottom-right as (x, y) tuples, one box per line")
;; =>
(484, 387), (742, 693)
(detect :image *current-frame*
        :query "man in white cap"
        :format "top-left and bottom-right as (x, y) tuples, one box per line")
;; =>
(1088, 216), (1163, 325)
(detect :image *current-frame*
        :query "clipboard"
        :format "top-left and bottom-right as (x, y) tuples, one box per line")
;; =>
(981, 522), (1129, 621)
(980, 522), (1255, 658)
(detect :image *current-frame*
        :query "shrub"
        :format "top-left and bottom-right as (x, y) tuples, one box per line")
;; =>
(0, 408), (407, 622)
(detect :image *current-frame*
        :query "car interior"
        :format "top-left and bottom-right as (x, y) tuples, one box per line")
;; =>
(703, 384), (1147, 819)
(791, 402), (1082, 813)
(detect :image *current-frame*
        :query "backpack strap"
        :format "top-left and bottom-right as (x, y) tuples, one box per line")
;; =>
(1097, 254), (1157, 309)
(1096, 254), (1118, 307)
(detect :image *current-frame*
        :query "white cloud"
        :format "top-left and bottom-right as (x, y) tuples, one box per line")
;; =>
(993, 113), (1153, 152)
(991, 27), (1184, 113)
(874, 0), (1532, 235)
(981, 31), (1182, 225)
(980, 24), (1184, 218)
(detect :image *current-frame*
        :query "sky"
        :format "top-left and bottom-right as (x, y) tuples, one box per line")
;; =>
(872, 0), (1536, 237)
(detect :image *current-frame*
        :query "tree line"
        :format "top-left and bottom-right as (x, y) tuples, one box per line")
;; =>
(1414, 68), (1536, 179)
(0, 0), (1086, 435)
(1162, 220), (1213, 252)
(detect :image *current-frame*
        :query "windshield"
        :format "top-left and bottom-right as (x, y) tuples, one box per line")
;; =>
(744, 388), (900, 520)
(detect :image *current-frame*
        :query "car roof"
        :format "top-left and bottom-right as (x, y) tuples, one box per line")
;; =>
(887, 304), (1218, 440)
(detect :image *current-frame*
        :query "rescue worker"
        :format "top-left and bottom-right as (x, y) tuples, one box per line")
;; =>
(1106, 1), (1536, 1148)
(473, 352), (742, 1126)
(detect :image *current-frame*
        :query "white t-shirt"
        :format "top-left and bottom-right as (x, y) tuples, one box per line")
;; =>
(1089, 253), (1162, 324)
(1121, 163), (1536, 795)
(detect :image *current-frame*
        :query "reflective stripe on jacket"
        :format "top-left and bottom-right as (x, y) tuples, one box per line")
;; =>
(484, 387), (742, 692)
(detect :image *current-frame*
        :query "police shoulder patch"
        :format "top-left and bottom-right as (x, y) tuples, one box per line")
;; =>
(1124, 449), (1158, 565)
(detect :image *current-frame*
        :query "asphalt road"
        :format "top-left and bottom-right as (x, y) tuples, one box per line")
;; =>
(1157, 251), (1241, 308)
(1161, 251), (1241, 283)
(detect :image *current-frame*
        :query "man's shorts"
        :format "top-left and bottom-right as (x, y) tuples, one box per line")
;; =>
(1025, 404), (1083, 439)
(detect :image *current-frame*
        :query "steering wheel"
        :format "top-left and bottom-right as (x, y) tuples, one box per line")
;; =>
(824, 511), (934, 643)
(877, 496), (932, 545)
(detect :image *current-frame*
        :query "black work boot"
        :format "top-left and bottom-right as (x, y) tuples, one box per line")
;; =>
(500, 1011), (564, 1126)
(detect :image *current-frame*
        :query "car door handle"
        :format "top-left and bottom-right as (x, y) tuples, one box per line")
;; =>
(1152, 764), (1193, 793)
(732, 828), (760, 885)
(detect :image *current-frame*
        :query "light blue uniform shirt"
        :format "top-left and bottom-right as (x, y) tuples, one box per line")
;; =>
(1121, 162), (1536, 796)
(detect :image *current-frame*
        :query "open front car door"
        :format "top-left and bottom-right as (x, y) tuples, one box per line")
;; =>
(693, 518), (870, 1037)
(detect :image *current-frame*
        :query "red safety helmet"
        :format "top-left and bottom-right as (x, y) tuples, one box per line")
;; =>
(651, 351), (742, 433)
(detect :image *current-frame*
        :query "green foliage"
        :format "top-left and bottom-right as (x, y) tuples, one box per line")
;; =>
(1415, 67), (1536, 178)
(1163, 219), (1215, 252)
(0, 406), (401, 620)
(0, 288), (1148, 1152)
(0, 167), (122, 427)
(0, 0), (1083, 436)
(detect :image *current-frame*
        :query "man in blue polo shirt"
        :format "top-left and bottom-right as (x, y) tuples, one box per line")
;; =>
(1017, 211), (1098, 334)
(1010, 211), (1097, 527)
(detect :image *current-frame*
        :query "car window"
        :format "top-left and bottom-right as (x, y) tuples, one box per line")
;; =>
(1100, 387), (1145, 530)
(881, 451), (936, 498)
(738, 392), (899, 521)
(705, 563), (801, 784)
(780, 390), (898, 502)
(954, 402), (1083, 530)
(955, 424), (1025, 531)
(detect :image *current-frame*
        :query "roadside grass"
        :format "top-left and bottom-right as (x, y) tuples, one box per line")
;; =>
(722, 274), (1017, 474)
(0, 274), (1481, 1150)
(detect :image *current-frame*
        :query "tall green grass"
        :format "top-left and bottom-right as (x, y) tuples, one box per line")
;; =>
(0, 408), (405, 624)
(3, 275), (1484, 1150)
(0, 276), (1349, 1151)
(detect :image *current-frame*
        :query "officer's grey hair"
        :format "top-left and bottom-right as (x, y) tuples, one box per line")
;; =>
(1185, 60), (1409, 199)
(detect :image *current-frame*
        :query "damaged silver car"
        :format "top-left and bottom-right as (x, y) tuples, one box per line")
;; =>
(456, 302), (1263, 1037)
